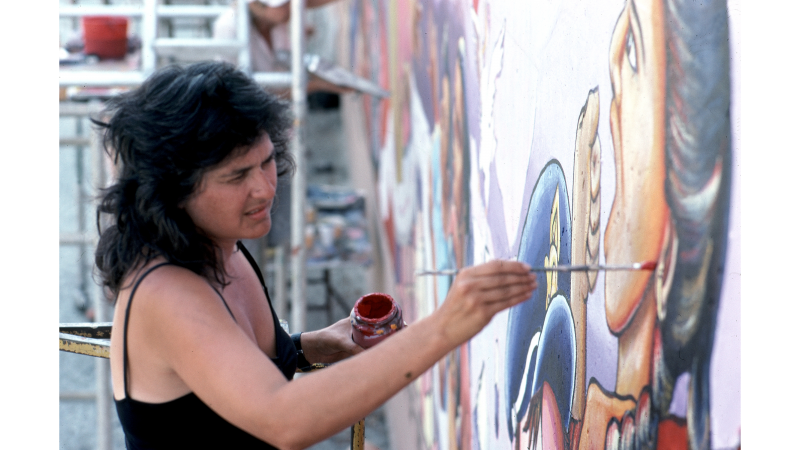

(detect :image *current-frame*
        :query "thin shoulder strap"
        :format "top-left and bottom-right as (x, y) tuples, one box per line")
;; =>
(237, 241), (267, 289)
(210, 284), (237, 322)
(122, 262), (171, 397)
(236, 241), (275, 307)
(121, 263), (238, 397)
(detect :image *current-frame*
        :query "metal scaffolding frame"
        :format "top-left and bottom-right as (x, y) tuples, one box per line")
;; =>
(58, 1), (309, 448)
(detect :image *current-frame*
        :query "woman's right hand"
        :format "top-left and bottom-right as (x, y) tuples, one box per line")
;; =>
(433, 260), (538, 348)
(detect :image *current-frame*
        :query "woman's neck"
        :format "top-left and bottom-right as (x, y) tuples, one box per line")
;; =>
(211, 239), (241, 282)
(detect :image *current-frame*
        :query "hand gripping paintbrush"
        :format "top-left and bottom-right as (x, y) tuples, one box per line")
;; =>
(415, 261), (656, 276)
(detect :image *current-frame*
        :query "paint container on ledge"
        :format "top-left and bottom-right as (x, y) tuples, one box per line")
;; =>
(82, 16), (129, 60)
(350, 293), (405, 349)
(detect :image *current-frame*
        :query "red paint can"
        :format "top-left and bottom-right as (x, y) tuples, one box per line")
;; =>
(350, 293), (405, 349)
(83, 16), (128, 59)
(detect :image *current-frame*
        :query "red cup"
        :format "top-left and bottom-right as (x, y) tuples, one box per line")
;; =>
(83, 16), (128, 59)
(350, 293), (404, 349)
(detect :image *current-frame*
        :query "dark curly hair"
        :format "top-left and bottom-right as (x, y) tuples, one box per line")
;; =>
(93, 61), (295, 296)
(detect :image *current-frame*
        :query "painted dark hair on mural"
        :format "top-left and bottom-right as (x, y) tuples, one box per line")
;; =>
(92, 61), (295, 296)
(655, 0), (731, 448)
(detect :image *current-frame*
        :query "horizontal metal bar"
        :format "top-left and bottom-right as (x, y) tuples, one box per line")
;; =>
(152, 38), (244, 58)
(60, 70), (293, 89)
(155, 5), (230, 18)
(252, 71), (293, 88)
(60, 391), (97, 401)
(59, 333), (110, 359)
(59, 71), (147, 88)
(59, 5), (229, 19)
(153, 38), (243, 50)
(59, 5), (143, 17)
(60, 137), (92, 146)
(57, 323), (319, 369)
(60, 322), (113, 339)
(60, 233), (97, 246)
(59, 101), (105, 116)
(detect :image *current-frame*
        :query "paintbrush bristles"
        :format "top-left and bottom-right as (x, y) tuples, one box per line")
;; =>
(415, 261), (656, 276)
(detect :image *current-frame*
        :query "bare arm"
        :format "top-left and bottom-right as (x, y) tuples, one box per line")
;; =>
(143, 260), (536, 450)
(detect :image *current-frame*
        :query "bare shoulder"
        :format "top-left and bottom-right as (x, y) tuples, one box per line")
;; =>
(120, 263), (213, 309)
(113, 258), (288, 406)
(123, 262), (212, 299)
(114, 261), (239, 353)
(111, 261), (246, 402)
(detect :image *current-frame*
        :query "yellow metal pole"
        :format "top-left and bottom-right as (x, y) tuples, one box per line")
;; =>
(351, 418), (365, 450)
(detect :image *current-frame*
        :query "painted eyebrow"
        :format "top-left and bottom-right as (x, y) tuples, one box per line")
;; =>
(629, 0), (645, 64)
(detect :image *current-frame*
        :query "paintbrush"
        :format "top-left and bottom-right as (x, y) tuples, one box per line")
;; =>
(415, 261), (656, 276)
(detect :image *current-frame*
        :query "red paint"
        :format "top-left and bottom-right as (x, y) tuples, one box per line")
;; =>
(355, 294), (394, 321)
(640, 261), (657, 271)
(351, 293), (405, 349)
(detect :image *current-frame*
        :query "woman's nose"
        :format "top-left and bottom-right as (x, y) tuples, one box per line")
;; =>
(251, 167), (277, 199)
(608, 6), (629, 95)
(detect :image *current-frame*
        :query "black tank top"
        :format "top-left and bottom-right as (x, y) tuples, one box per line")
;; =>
(115, 243), (297, 449)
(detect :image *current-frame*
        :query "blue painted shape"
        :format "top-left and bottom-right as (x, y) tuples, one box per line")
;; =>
(505, 160), (573, 439)
(531, 295), (576, 432)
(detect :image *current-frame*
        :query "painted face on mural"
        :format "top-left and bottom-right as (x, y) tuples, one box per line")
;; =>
(604, 0), (670, 334)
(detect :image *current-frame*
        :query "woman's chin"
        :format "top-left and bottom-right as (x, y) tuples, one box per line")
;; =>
(604, 269), (651, 334)
(240, 221), (272, 242)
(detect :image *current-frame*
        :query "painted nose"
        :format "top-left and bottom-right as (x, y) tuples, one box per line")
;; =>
(608, 5), (628, 96)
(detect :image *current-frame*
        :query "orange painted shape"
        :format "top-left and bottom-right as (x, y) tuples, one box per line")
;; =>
(578, 381), (636, 450)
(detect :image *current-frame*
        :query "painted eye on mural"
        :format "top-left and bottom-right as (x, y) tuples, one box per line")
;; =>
(625, 28), (637, 72)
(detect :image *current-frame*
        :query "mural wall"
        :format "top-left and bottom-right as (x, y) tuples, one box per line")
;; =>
(341, 0), (740, 449)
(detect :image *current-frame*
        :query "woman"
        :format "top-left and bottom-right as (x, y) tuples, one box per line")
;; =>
(93, 61), (538, 449)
